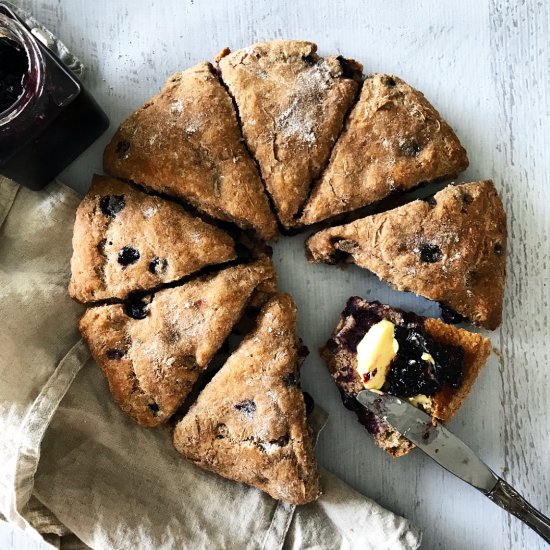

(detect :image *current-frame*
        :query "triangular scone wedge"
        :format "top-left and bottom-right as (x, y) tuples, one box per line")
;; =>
(300, 73), (469, 225)
(69, 175), (236, 303)
(306, 181), (506, 330)
(79, 259), (277, 427)
(173, 293), (321, 505)
(322, 298), (491, 457)
(103, 62), (278, 241)
(217, 41), (362, 228)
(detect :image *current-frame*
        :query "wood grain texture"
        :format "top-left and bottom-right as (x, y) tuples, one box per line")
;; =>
(4, 1), (549, 549)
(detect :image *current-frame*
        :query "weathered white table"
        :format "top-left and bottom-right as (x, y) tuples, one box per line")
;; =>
(3, 1), (549, 548)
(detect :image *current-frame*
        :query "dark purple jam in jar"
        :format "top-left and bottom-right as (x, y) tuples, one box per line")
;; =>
(0, 37), (28, 112)
(0, 5), (108, 190)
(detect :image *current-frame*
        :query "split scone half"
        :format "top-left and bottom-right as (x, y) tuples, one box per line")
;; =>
(306, 180), (507, 330)
(103, 62), (278, 241)
(79, 259), (276, 427)
(322, 298), (491, 457)
(173, 293), (321, 505)
(69, 175), (236, 303)
(217, 40), (362, 228)
(300, 73), (469, 226)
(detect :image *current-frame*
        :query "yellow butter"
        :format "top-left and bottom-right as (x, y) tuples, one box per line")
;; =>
(356, 319), (399, 390)
(408, 394), (433, 413)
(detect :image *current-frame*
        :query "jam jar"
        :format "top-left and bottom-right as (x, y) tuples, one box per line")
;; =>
(0, 4), (108, 190)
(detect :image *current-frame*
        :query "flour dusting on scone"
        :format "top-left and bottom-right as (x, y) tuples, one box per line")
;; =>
(322, 298), (491, 457)
(104, 62), (278, 241)
(79, 259), (276, 427)
(173, 293), (321, 504)
(301, 73), (468, 225)
(306, 180), (507, 330)
(217, 40), (362, 228)
(69, 175), (237, 303)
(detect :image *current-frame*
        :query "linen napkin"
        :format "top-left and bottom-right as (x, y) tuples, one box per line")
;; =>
(0, 176), (422, 550)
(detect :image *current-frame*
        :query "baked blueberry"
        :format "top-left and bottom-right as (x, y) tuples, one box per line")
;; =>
(124, 296), (150, 320)
(419, 244), (443, 263)
(234, 399), (256, 416)
(106, 348), (125, 360)
(149, 257), (168, 274)
(99, 195), (126, 218)
(118, 246), (140, 267)
(115, 140), (130, 158)
(399, 139), (421, 157)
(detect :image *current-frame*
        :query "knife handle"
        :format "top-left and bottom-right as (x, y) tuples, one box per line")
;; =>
(487, 477), (550, 543)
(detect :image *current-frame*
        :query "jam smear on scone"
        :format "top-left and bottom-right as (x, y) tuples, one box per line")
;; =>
(323, 297), (491, 457)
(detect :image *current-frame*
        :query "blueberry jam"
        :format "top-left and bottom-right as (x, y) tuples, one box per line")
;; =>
(385, 326), (464, 397)
(0, 5), (109, 190)
(0, 37), (27, 113)
(330, 298), (465, 400)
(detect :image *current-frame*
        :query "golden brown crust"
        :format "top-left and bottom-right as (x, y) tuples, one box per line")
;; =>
(173, 293), (321, 505)
(321, 299), (491, 457)
(103, 62), (278, 241)
(300, 73), (469, 225)
(69, 175), (236, 303)
(79, 259), (277, 427)
(306, 181), (507, 330)
(218, 41), (362, 228)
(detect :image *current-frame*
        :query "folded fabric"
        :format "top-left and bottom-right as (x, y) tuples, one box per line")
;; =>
(0, 176), (421, 549)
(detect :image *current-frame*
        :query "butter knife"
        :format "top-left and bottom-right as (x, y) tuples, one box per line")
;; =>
(356, 390), (550, 544)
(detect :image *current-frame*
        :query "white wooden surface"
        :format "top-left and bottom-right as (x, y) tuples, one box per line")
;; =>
(4, 0), (549, 548)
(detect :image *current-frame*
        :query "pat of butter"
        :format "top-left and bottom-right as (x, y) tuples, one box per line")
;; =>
(408, 394), (433, 413)
(421, 352), (435, 365)
(356, 319), (399, 390)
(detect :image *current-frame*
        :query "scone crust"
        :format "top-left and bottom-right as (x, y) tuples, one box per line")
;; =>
(306, 180), (507, 330)
(173, 293), (321, 505)
(218, 40), (362, 228)
(69, 175), (236, 303)
(79, 259), (276, 427)
(322, 299), (490, 457)
(301, 73), (469, 225)
(103, 62), (278, 241)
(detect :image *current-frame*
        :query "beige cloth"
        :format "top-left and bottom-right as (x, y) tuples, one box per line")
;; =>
(0, 177), (422, 550)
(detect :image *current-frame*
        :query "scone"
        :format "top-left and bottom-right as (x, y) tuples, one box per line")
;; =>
(217, 40), (362, 228)
(306, 180), (507, 330)
(173, 293), (321, 505)
(103, 62), (278, 241)
(300, 73), (469, 225)
(79, 259), (277, 427)
(69, 175), (236, 303)
(322, 298), (491, 457)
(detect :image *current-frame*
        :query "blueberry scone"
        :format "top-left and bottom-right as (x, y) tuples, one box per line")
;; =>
(306, 180), (507, 329)
(103, 62), (278, 241)
(69, 175), (237, 303)
(217, 40), (362, 228)
(300, 73), (469, 225)
(173, 293), (320, 504)
(322, 298), (491, 457)
(79, 259), (276, 427)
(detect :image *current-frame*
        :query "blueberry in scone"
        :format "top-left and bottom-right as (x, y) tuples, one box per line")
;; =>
(173, 293), (321, 505)
(103, 62), (278, 241)
(79, 259), (277, 427)
(69, 175), (237, 303)
(306, 180), (507, 330)
(217, 40), (362, 228)
(300, 73), (469, 225)
(322, 298), (491, 457)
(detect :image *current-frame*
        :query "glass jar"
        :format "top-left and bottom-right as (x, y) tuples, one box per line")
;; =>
(0, 4), (109, 190)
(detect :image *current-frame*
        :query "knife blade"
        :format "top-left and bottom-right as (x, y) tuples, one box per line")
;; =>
(356, 390), (550, 543)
